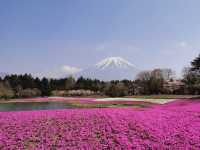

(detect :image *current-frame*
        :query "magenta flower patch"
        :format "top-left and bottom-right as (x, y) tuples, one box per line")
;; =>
(0, 100), (200, 149)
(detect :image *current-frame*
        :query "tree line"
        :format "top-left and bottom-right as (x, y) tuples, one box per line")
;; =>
(0, 53), (200, 99)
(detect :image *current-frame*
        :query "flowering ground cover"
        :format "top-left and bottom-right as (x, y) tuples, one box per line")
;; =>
(0, 100), (200, 149)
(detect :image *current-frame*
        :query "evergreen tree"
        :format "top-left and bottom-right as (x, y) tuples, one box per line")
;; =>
(65, 76), (75, 90)
(191, 54), (200, 74)
(183, 54), (200, 94)
(40, 78), (51, 96)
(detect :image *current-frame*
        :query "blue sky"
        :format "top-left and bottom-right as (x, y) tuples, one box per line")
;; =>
(0, 0), (199, 78)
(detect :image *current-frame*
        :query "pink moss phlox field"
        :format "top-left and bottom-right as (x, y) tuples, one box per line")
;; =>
(0, 100), (200, 149)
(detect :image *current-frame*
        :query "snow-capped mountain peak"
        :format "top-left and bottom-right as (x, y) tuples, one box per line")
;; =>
(95, 57), (135, 70)
(76, 57), (140, 81)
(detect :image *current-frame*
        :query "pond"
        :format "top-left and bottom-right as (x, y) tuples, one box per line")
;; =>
(0, 102), (75, 112)
(0, 100), (151, 112)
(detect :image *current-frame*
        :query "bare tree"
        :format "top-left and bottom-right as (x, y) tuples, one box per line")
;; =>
(136, 71), (151, 81)
(161, 68), (175, 80)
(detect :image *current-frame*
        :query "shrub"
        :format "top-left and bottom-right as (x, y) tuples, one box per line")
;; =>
(17, 88), (41, 98)
(104, 82), (128, 97)
(0, 81), (14, 99)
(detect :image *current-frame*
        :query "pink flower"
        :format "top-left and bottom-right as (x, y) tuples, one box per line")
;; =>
(0, 100), (200, 149)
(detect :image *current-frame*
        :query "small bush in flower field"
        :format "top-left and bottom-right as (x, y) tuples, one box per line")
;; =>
(0, 100), (200, 149)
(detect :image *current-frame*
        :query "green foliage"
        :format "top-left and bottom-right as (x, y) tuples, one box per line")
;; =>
(5, 74), (36, 90)
(191, 54), (200, 73)
(65, 76), (76, 90)
(17, 88), (41, 98)
(104, 82), (128, 97)
(75, 77), (104, 92)
(135, 69), (165, 95)
(183, 53), (200, 94)
(40, 78), (51, 96)
(0, 81), (14, 99)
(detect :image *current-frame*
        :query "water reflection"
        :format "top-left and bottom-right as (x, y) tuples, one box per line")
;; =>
(0, 102), (75, 112)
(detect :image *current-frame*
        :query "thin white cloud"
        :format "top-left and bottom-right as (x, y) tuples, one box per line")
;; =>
(177, 41), (188, 48)
(62, 65), (82, 74)
(33, 65), (82, 79)
(96, 44), (106, 51)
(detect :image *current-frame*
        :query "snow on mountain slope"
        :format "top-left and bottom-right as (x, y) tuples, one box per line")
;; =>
(95, 57), (135, 69)
(76, 57), (140, 81)
(0, 72), (8, 79)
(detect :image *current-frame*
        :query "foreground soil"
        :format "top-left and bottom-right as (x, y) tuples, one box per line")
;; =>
(0, 100), (200, 149)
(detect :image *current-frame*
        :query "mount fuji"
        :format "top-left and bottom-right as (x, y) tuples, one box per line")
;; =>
(76, 57), (140, 81)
